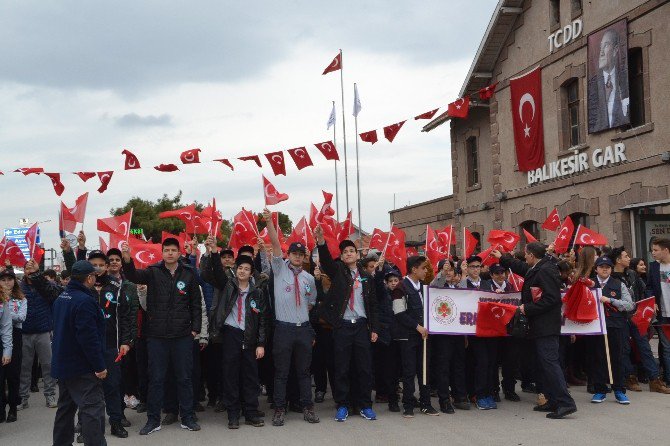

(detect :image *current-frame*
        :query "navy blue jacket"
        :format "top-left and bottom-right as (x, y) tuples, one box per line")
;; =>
(20, 273), (63, 334)
(51, 280), (106, 380)
(373, 264), (397, 345)
(646, 261), (665, 312)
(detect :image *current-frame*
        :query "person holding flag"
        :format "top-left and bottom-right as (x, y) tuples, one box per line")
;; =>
(314, 223), (380, 422)
(493, 242), (577, 419)
(261, 209), (320, 427)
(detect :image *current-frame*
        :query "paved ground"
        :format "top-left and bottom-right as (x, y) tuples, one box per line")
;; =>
(2, 383), (669, 446)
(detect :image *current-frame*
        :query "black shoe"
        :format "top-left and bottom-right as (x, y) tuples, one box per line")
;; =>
(521, 384), (537, 393)
(533, 402), (556, 412)
(245, 416), (265, 427)
(255, 410), (265, 418)
(135, 403), (147, 413)
(504, 391), (521, 402)
(453, 400), (471, 411)
(0, 411), (5, 423)
(161, 413), (178, 425)
(180, 419), (201, 431)
(272, 408), (285, 426)
(420, 405), (440, 416)
(214, 401), (226, 413)
(6, 407), (17, 423)
(546, 405), (577, 419)
(303, 406), (320, 423)
(440, 401), (455, 414)
(228, 418), (240, 429)
(195, 403), (205, 412)
(402, 407), (414, 418)
(314, 391), (325, 403)
(30, 384), (39, 393)
(120, 417), (131, 427)
(110, 422), (129, 438)
(76, 434), (84, 443)
(139, 420), (161, 435)
(388, 401), (400, 412)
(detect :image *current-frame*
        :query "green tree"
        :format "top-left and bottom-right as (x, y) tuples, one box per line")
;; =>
(256, 212), (293, 236)
(110, 191), (232, 245)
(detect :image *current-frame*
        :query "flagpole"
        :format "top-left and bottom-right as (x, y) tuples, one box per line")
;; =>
(339, 49), (350, 215)
(381, 222), (395, 257)
(354, 82), (362, 238)
(333, 100), (340, 221)
(127, 208), (134, 243)
(569, 224), (581, 252)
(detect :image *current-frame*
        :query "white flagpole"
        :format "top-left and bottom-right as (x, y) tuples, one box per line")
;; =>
(353, 82), (362, 238)
(339, 49), (350, 214)
(569, 224), (582, 252)
(332, 100), (340, 221)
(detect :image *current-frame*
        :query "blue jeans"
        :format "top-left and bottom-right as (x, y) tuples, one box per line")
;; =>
(657, 316), (670, 383)
(622, 320), (660, 379)
(147, 336), (194, 424)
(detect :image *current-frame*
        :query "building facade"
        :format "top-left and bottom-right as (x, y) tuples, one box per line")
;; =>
(391, 0), (670, 260)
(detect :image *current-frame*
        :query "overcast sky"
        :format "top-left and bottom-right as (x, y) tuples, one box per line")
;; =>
(0, 0), (497, 260)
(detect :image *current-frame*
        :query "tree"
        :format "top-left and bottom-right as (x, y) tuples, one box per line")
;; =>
(256, 212), (293, 236)
(110, 191), (232, 244)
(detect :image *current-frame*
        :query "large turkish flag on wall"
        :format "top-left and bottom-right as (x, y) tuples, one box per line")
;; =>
(510, 66), (545, 172)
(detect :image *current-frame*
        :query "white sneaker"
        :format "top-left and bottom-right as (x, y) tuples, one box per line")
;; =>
(16, 400), (29, 411)
(127, 395), (139, 409)
(46, 395), (58, 408)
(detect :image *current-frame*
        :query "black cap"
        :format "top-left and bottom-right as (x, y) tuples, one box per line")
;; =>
(339, 239), (356, 252)
(489, 264), (505, 274)
(384, 269), (401, 280)
(466, 255), (482, 264)
(71, 260), (96, 276)
(595, 256), (614, 267)
(87, 250), (107, 262)
(106, 248), (122, 259)
(288, 242), (306, 254)
(0, 269), (16, 280)
(220, 248), (234, 257)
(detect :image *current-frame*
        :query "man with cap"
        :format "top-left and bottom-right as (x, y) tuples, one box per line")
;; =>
(313, 224), (379, 422)
(63, 242), (134, 438)
(262, 209), (320, 426)
(588, 256), (635, 405)
(51, 260), (107, 446)
(121, 237), (202, 435)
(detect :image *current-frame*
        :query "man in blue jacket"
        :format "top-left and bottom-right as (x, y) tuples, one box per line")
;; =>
(52, 261), (108, 446)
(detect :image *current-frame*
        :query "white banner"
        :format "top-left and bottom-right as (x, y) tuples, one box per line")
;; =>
(424, 286), (606, 336)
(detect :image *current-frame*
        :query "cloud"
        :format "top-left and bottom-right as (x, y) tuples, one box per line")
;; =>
(115, 113), (173, 128)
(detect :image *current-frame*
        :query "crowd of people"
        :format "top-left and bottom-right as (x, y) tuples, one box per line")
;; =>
(1, 212), (670, 445)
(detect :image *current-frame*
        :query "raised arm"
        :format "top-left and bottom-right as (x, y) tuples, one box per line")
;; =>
(314, 225), (338, 279)
(262, 208), (283, 258)
(120, 242), (150, 285)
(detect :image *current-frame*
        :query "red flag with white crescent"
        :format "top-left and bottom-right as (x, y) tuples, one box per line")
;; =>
(121, 149), (141, 170)
(128, 238), (163, 269)
(447, 96), (470, 119)
(314, 141), (339, 161)
(287, 147), (313, 170)
(286, 217), (315, 253)
(414, 108), (439, 120)
(44, 173), (65, 196)
(263, 175), (289, 206)
(424, 226), (444, 272)
(523, 228), (538, 243)
(97, 171), (114, 193)
(180, 148), (201, 164)
(322, 52), (342, 75)
(553, 216), (575, 254)
(475, 302), (518, 337)
(573, 225), (608, 246)
(74, 172), (96, 182)
(487, 230), (520, 252)
(14, 167), (44, 175)
(0, 237), (27, 267)
(97, 210), (133, 238)
(264, 151), (287, 176)
(464, 229), (479, 258)
(631, 297), (657, 335)
(25, 222), (44, 264)
(478, 82), (498, 101)
(238, 155), (262, 168)
(159, 204), (197, 233)
(510, 66), (545, 171)
(359, 130), (378, 145)
(383, 121), (406, 143)
(214, 159), (235, 170)
(154, 164), (179, 172)
(542, 208), (562, 231)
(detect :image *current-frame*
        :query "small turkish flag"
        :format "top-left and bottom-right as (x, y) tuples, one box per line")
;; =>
(314, 141), (339, 161)
(25, 222), (44, 264)
(523, 228), (538, 243)
(464, 229), (479, 258)
(263, 175), (289, 205)
(97, 171), (114, 193)
(384, 228), (408, 276)
(631, 297), (656, 335)
(368, 228), (388, 252)
(121, 149), (141, 170)
(425, 226), (446, 271)
(44, 173), (65, 196)
(154, 164), (179, 172)
(478, 82), (498, 101)
(99, 237), (109, 254)
(542, 208), (562, 231)
(214, 159), (235, 170)
(97, 210), (133, 238)
(180, 148), (201, 164)
(128, 238), (163, 269)
(562, 278), (598, 323)
(414, 108), (439, 120)
(238, 155), (262, 168)
(264, 151), (286, 176)
(287, 147), (313, 170)
(487, 230), (520, 252)
(476, 302), (518, 337)
(573, 225), (608, 246)
(74, 172), (96, 182)
(15, 167), (44, 175)
(0, 237), (27, 267)
(383, 121), (406, 143)
(510, 66), (545, 171)
(508, 270), (525, 292)
(478, 245), (499, 267)
(447, 96), (470, 119)
(286, 217), (316, 253)
(322, 52), (342, 75)
(553, 216), (575, 254)
(159, 204), (197, 233)
(359, 130), (378, 145)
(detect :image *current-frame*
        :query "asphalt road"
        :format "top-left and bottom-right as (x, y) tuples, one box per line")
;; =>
(2, 382), (669, 446)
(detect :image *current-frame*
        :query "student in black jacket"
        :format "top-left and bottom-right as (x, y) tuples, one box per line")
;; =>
(391, 255), (439, 418)
(495, 242), (577, 419)
(314, 225), (379, 423)
(121, 238), (202, 435)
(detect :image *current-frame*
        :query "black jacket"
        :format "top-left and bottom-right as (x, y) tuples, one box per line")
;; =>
(94, 274), (133, 350)
(316, 243), (379, 332)
(373, 265), (396, 345)
(122, 259), (202, 339)
(207, 252), (268, 348)
(391, 278), (424, 340)
(500, 255), (562, 338)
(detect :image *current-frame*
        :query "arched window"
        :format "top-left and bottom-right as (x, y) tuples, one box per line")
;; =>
(519, 220), (540, 249)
